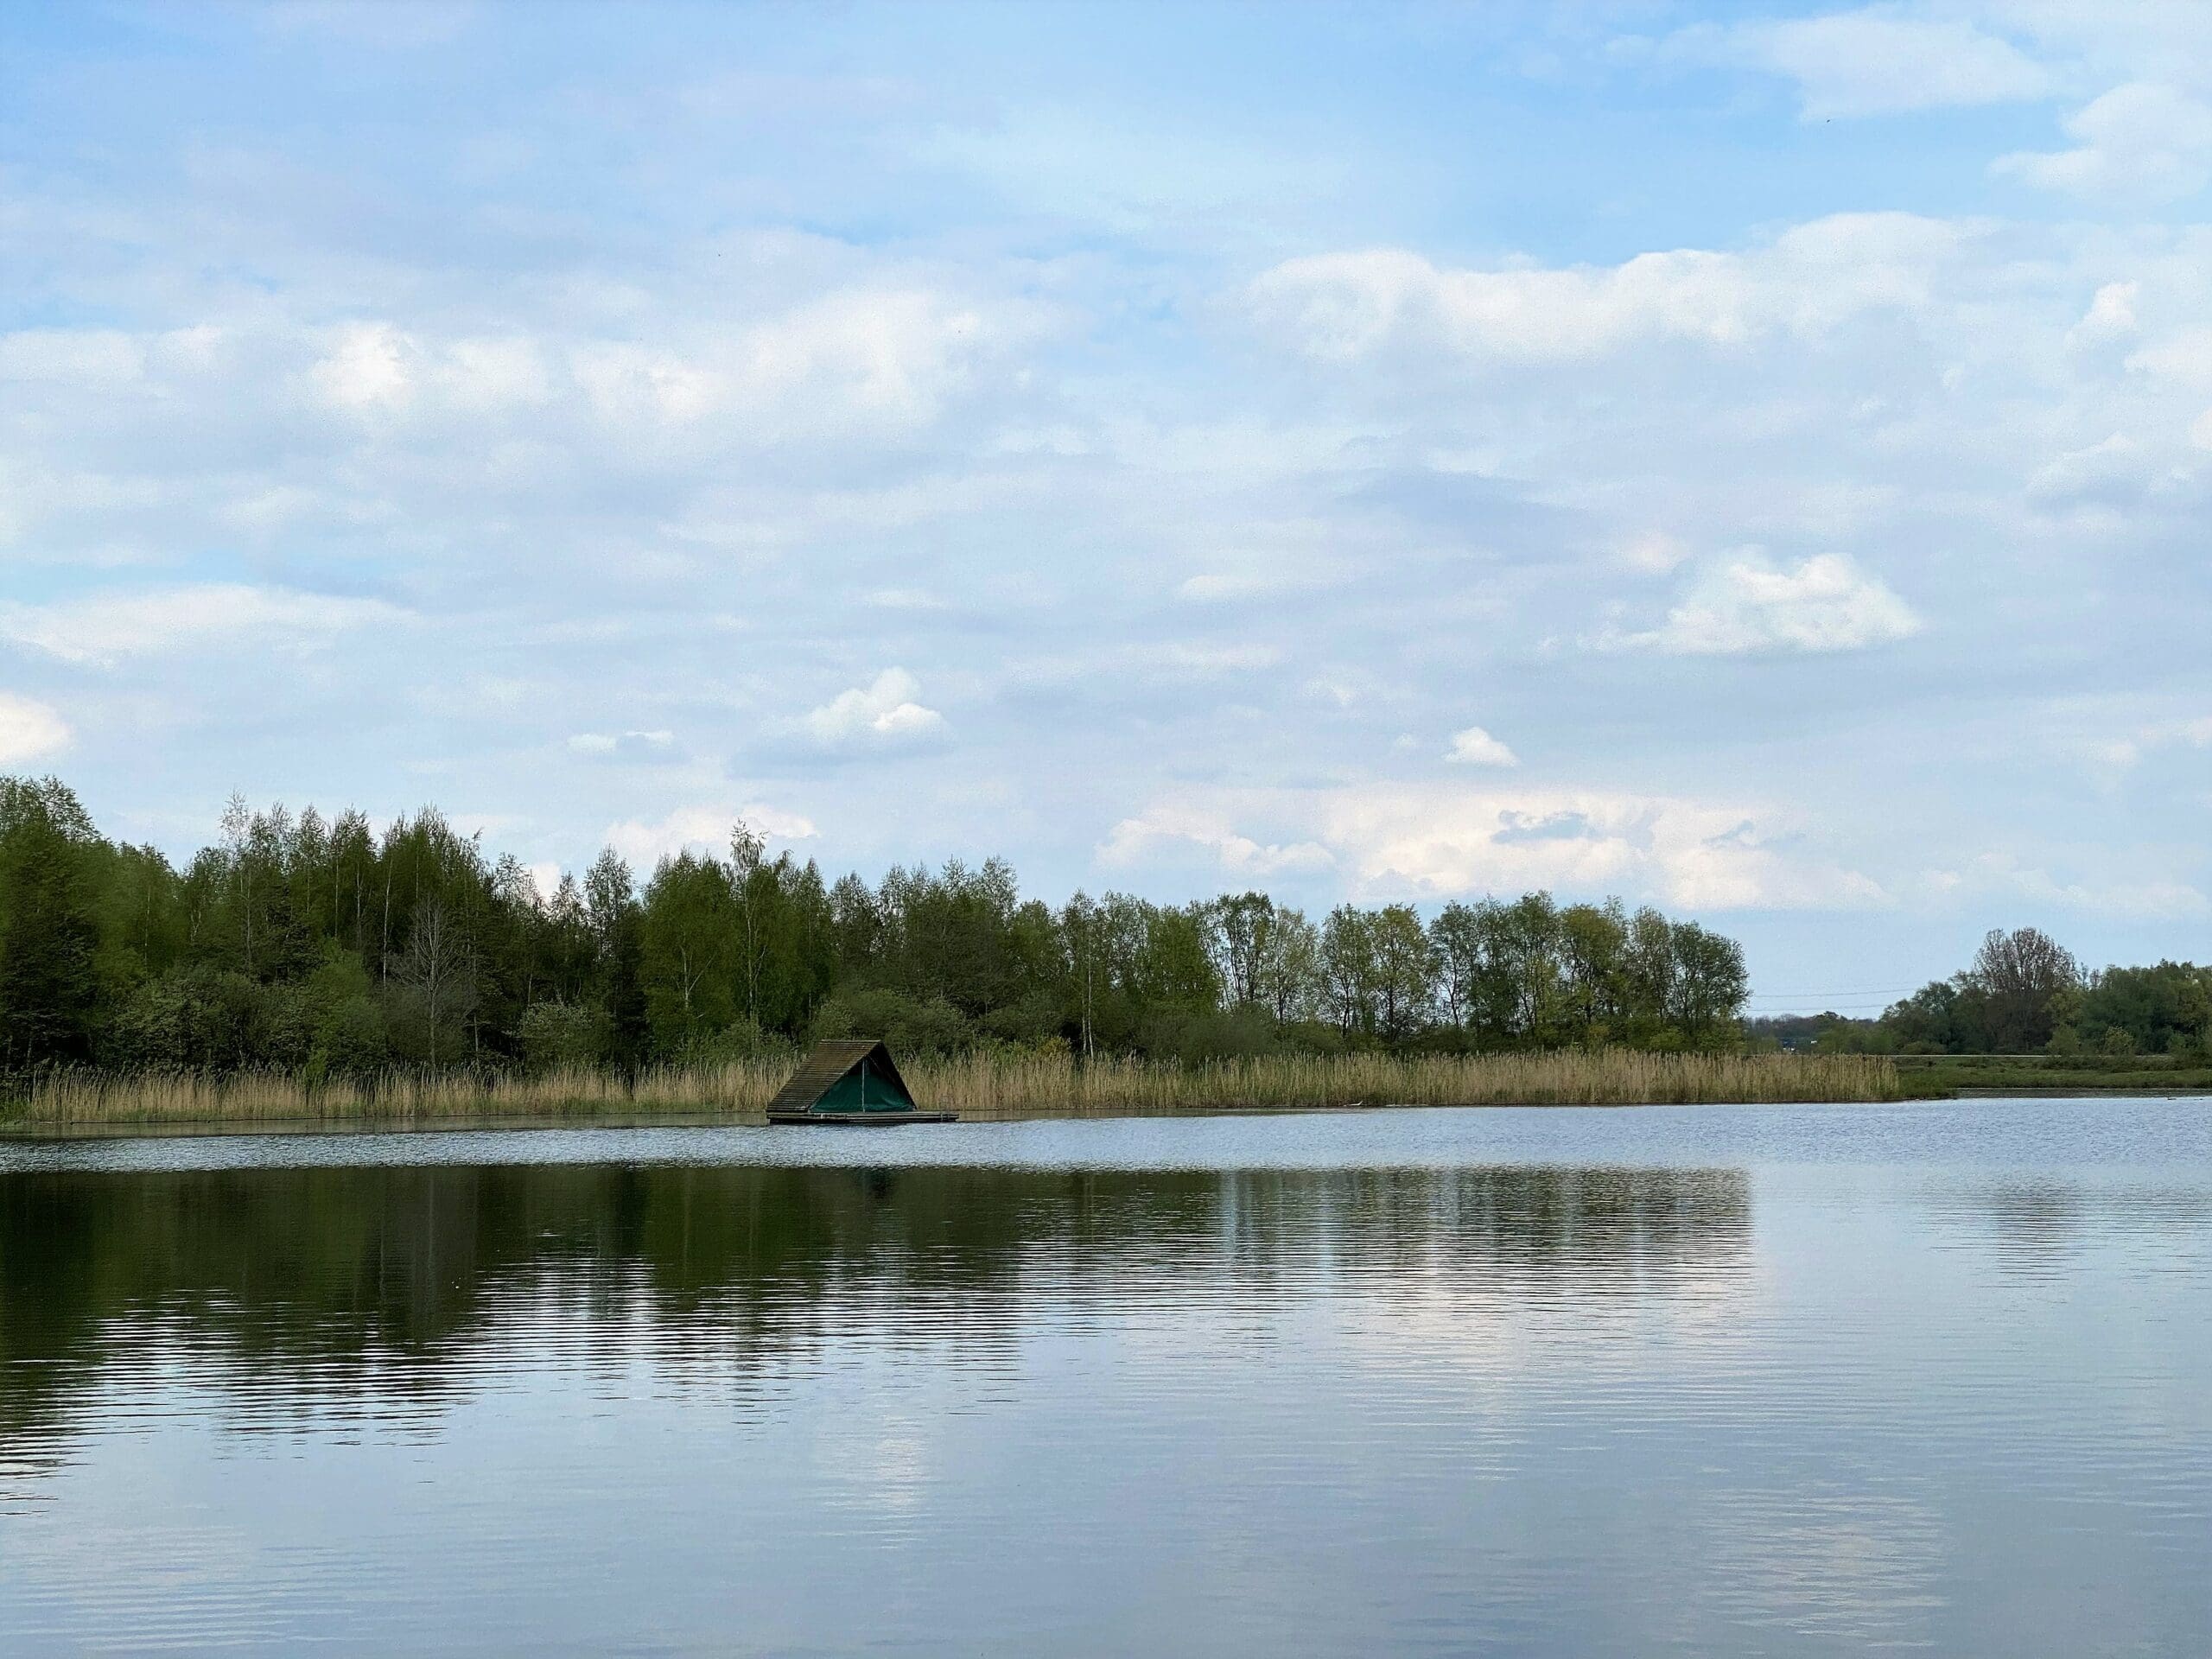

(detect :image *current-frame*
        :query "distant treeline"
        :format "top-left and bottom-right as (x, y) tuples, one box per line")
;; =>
(0, 776), (1751, 1081)
(1751, 927), (2212, 1058)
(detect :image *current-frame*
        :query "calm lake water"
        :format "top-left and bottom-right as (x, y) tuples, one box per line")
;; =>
(2, 1100), (2208, 1656)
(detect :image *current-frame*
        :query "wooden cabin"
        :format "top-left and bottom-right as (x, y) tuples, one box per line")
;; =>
(765, 1039), (956, 1125)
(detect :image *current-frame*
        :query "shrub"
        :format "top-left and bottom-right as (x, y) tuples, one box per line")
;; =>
(315, 995), (391, 1074)
(518, 1001), (606, 1071)
(812, 986), (973, 1056)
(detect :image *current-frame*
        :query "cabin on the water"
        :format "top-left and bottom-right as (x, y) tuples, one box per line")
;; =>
(765, 1039), (956, 1125)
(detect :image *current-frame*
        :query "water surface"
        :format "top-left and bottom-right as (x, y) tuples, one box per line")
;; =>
(3, 1100), (2207, 1655)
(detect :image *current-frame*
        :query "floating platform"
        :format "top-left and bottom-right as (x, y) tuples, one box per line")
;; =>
(766, 1108), (959, 1126)
(763, 1039), (957, 1126)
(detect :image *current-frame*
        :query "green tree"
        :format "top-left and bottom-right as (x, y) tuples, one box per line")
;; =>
(1256, 906), (1324, 1026)
(0, 774), (1788, 1077)
(386, 899), (479, 1065)
(1967, 927), (2079, 1052)
(1321, 905), (1379, 1036)
(1369, 903), (1437, 1040)
(1667, 922), (1748, 1045)
(585, 849), (649, 1070)
(1135, 906), (1221, 1017)
(1203, 892), (1275, 1007)
(1429, 901), (1485, 1030)
(2075, 961), (2212, 1055)
(0, 778), (103, 1069)
(639, 851), (737, 1051)
(1558, 900), (1629, 1038)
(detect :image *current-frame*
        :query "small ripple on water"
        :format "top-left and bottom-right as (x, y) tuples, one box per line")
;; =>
(0, 1103), (2207, 1655)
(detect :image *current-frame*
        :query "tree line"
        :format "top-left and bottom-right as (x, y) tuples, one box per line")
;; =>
(1756, 926), (2212, 1058)
(0, 775), (1751, 1080)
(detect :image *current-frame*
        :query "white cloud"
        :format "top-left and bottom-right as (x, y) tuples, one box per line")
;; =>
(0, 329), (148, 386)
(1601, 551), (1922, 657)
(1150, 641), (1282, 674)
(0, 693), (72, 765)
(302, 288), (1011, 438)
(1175, 563), (1338, 604)
(15, 12), (2212, 982)
(568, 340), (721, 424)
(311, 327), (554, 418)
(1319, 787), (1887, 909)
(570, 287), (1000, 433)
(1098, 803), (1334, 877)
(568, 729), (677, 759)
(1249, 213), (1968, 365)
(2025, 433), (2164, 509)
(603, 802), (818, 867)
(864, 588), (950, 612)
(1302, 669), (1399, 710)
(311, 322), (416, 411)
(802, 668), (946, 748)
(1940, 850), (2209, 919)
(0, 584), (405, 666)
(2126, 327), (2212, 389)
(1686, 10), (2051, 119)
(601, 814), (703, 875)
(2068, 281), (2139, 349)
(1108, 785), (1886, 911)
(1011, 640), (1285, 695)
(441, 336), (555, 410)
(1997, 82), (2212, 200)
(1446, 725), (1520, 767)
(742, 804), (821, 842)
(2092, 715), (2212, 771)
(1177, 571), (1279, 602)
(1618, 531), (1693, 574)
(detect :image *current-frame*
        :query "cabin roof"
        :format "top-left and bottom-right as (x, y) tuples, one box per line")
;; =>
(766, 1039), (918, 1115)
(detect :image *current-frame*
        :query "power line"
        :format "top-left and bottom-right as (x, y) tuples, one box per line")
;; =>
(1746, 992), (1925, 1010)
(1745, 986), (1921, 997)
(1748, 1009), (1903, 1015)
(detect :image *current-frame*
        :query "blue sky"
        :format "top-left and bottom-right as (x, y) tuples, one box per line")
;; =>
(3, 1), (2209, 1014)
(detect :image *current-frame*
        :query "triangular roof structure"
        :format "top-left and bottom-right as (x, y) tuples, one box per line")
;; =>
(766, 1039), (939, 1120)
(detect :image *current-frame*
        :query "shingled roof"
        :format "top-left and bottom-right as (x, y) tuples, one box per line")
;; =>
(765, 1039), (921, 1116)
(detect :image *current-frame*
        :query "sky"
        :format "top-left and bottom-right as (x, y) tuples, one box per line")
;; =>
(3, 1), (2209, 1015)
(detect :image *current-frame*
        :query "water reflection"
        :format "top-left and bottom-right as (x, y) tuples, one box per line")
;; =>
(3, 1106), (2208, 1657)
(1, 1162), (1749, 1452)
(1923, 1176), (2212, 1277)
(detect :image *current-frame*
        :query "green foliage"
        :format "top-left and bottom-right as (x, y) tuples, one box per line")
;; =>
(316, 994), (391, 1075)
(106, 966), (267, 1068)
(813, 986), (972, 1057)
(1891, 1049), (2212, 1096)
(976, 993), (1063, 1048)
(1846, 931), (2212, 1058)
(2076, 961), (2212, 1055)
(518, 1000), (606, 1071)
(0, 775), (1768, 1084)
(1140, 1002), (1282, 1064)
(0, 778), (104, 1068)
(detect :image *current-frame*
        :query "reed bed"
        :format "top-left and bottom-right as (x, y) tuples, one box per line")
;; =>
(921, 1049), (1902, 1119)
(6, 1049), (1902, 1131)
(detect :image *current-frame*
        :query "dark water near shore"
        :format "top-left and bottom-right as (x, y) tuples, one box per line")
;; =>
(2, 1101), (2207, 1656)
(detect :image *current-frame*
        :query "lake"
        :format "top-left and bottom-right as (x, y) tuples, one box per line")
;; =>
(3, 1100), (2207, 1655)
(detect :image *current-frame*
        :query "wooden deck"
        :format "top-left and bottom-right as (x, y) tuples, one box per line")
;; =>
(765, 1108), (960, 1126)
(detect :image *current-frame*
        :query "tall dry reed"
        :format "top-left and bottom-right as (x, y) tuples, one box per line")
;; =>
(912, 1049), (1901, 1119)
(6, 1049), (1901, 1131)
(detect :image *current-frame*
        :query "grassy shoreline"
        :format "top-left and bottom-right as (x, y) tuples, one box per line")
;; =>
(3, 1050), (1904, 1134)
(1891, 1052), (2212, 1096)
